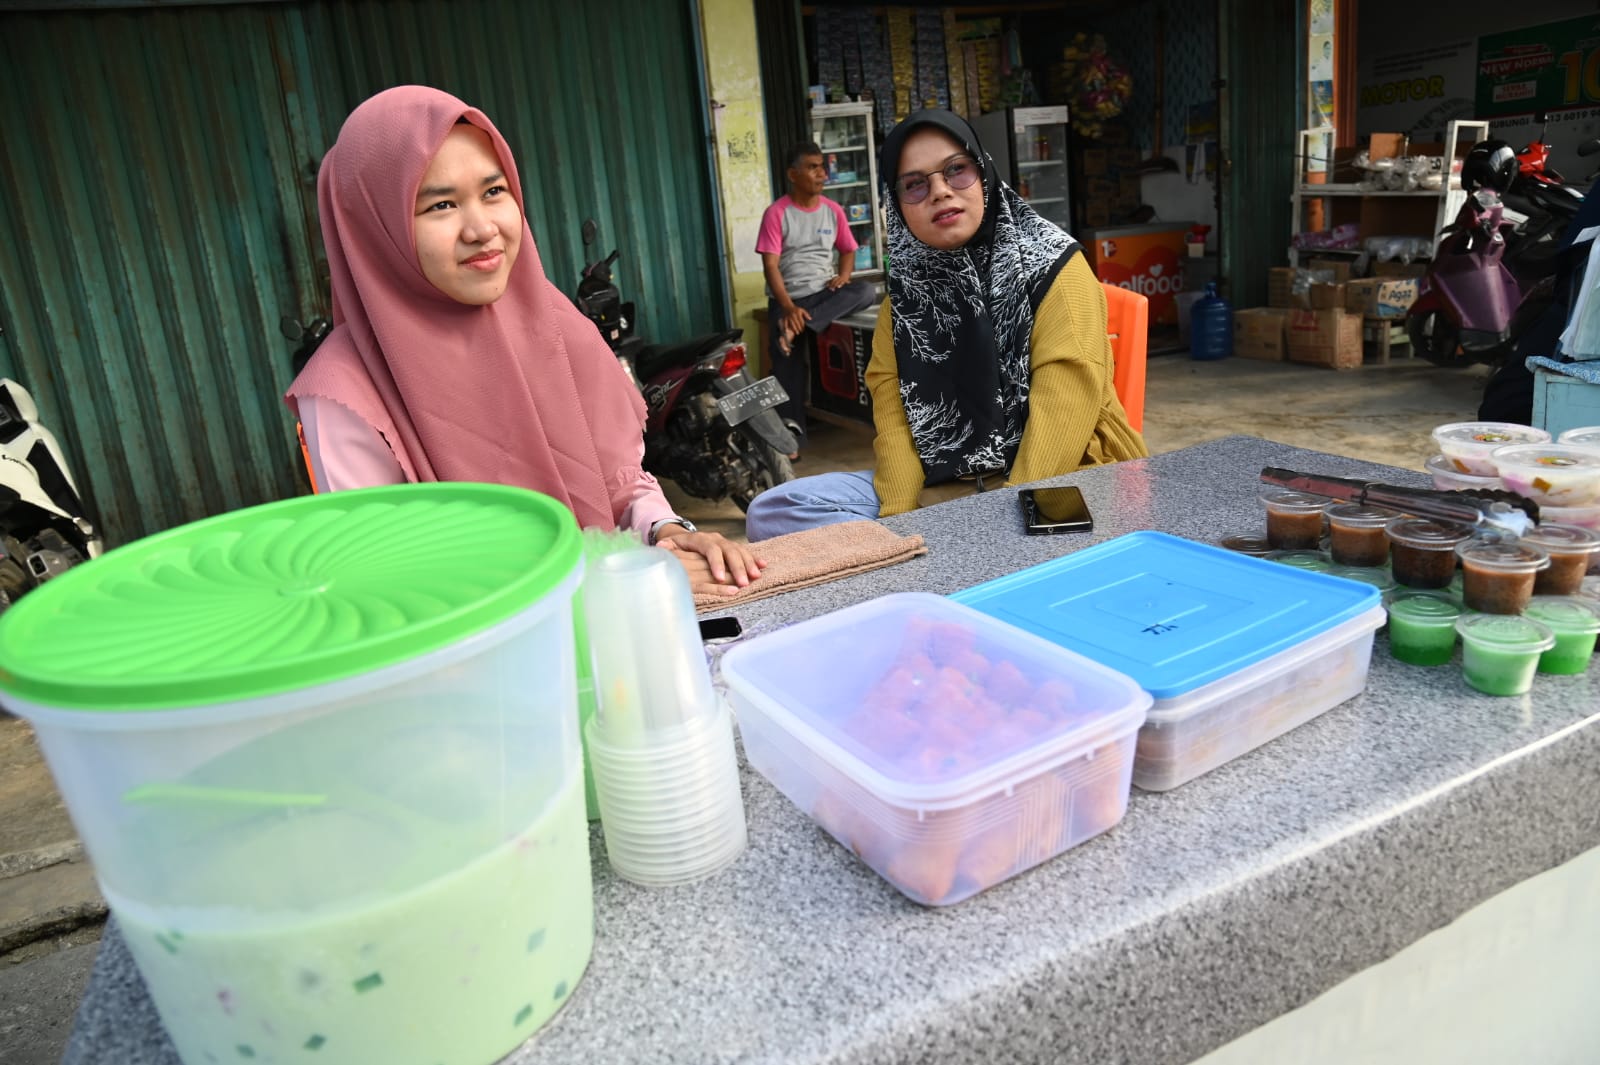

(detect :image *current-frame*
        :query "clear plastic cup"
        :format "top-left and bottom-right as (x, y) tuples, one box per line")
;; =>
(1424, 453), (1503, 492)
(1259, 489), (1328, 550)
(1521, 596), (1600, 675)
(1488, 444), (1600, 507)
(1455, 541), (1549, 614)
(1432, 422), (1550, 477)
(1329, 564), (1396, 592)
(1517, 524), (1600, 595)
(1326, 504), (1396, 567)
(586, 706), (746, 887)
(1217, 531), (1274, 557)
(1386, 517), (1472, 589)
(1384, 590), (1462, 666)
(1455, 614), (1555, 695)
(1265, 549), (1333, 572)
(1556, 426), (1600, 449)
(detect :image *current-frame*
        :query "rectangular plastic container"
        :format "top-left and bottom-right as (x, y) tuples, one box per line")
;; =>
(721, 593), (1150, 906)
(955, 531), (1386, 791)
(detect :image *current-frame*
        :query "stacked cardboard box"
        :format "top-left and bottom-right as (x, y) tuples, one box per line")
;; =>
(1233, 308), (1289, 361)
(1286, 308), (1363, 370)
(1345, 277), (1419, 319)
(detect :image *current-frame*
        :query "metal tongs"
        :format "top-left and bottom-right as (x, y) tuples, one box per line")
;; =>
(1260, 467), (1540, 539)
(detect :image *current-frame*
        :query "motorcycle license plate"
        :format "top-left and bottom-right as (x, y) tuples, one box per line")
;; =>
(716, 376), (788, 426)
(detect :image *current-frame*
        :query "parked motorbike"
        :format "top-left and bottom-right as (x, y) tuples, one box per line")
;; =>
(0, 378), (103, 614)
(573, 219), (796, 511)
(1407, 119), (1590, 368)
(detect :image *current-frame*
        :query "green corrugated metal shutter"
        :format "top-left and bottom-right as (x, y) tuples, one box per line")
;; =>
(0, 0), (721, 548)
(1218, 0), (1300, 308)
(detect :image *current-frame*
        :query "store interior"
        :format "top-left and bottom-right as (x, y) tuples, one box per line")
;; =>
(795, 0), (1219, 355)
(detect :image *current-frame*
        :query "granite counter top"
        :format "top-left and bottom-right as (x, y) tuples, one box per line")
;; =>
(64, 436), (1600, 1065)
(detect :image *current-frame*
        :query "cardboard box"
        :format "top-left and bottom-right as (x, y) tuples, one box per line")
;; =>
(1109, 145), (1140, 166)
(1345, 277), (1419, 318)
(1368, 133), (1407, 161)
(1084, 200), (1112, 227)
(1306, 257), (1353, 284)
(1119, 175), (1142, 199)
(1373, 261), (1428, 279)
(1286, 309), (1364, 370)
(1268, 267), (1295, 309)
(1087, 177), (1117, 199)
(1308, 282), (1346, 310)
(1081, 149), (1109, 176)
(1234, 308), (1289, 361)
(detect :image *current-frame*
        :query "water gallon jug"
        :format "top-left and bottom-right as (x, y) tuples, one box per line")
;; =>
(1191, 282), (1233, 361)
(0, 483), (594, 1065)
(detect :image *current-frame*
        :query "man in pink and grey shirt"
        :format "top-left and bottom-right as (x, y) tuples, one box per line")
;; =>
(756, 141), (876, 453)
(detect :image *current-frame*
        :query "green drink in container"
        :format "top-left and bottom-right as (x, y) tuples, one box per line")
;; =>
(1521, 596), (1600, 675)
(1385, 590), (1462, 666)
(1454, 613), (1555, 696)
(0, 485), (594, 1065)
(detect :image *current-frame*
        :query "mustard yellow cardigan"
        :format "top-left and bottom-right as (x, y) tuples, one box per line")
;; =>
(866, 252), (1149, 516)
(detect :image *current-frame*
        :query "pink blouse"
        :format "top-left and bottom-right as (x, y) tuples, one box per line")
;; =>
(298, 395), (678, 540)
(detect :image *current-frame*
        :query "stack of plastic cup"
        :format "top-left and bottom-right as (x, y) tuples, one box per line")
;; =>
(580, 546), (746, 887)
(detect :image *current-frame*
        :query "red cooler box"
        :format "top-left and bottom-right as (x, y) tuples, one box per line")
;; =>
(1083, 223), (1192, 326)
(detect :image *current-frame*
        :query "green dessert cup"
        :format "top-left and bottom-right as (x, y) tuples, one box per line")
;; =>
(1385, 591), (1462, 666)
(1521, 596), (1600, 675)
(1454, 614), (1555, 696)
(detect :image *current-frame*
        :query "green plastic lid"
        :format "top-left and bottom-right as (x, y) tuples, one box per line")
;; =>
(0, 484), (581, 711)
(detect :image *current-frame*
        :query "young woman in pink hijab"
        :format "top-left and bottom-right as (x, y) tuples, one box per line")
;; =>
(286, 86), (763, 597)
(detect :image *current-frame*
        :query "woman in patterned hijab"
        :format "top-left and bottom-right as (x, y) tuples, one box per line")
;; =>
(745, 109), (1145, 540)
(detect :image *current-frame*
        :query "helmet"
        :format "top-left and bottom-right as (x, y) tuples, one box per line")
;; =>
(1460, 140), (1517, 194)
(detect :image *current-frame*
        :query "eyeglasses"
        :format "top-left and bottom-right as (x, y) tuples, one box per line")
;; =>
(895, 155), (981, 205)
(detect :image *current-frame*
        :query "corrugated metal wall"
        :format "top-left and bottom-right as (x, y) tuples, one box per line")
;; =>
(0, 1), (721, 547)
(1218, 0), (1301, 308)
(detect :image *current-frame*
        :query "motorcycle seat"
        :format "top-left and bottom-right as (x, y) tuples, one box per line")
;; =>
(634, 329), (743, 382)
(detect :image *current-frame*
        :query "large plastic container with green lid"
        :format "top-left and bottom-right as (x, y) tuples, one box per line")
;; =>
(0, 484), (593, 1065)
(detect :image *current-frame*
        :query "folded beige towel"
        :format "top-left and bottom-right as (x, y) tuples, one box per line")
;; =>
(694, 521), (928, 613)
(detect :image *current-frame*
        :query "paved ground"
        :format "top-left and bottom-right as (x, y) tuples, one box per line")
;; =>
(0, 349), (1491, 1064)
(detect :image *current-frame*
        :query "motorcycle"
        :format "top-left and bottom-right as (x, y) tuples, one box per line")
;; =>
(0, 378), (103, 614)
(573, 219), (796, 511)
(1408, 118), (1591, 368)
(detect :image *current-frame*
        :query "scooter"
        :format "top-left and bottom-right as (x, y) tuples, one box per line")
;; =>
(574, 219), (796, 511)
(1407, 123), (1592, 368)
(0, 378), (103, 613)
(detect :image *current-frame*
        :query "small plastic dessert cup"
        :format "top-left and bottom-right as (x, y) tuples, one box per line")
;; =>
(1454, 614), (1555, 695)
(1259, 489), (1328, 550)
(1556, 426), (1600, 449)
(1386, 517), (1472, 590)
(1517, 523), (1600, 596)
(1432, 422), (1550, 477)
(1217, 531), (1274, 557)
(1424, 453), (1503, 492)
(1384, 590), (1462, 666)
(1537, 501), (1600, 536)
(1456, 541), (1550, 614)
(1265, 549), (1332, 572)
(1326, 504), (1396, 567)
(1328, 564), (1395, 592)
(1521, 596), (1600, 675)
(1488, 443), (1600, 507)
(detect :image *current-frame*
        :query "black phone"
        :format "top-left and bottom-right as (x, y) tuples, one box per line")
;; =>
(699, 616), (743, 642)
(1020, 485), (1093, 535)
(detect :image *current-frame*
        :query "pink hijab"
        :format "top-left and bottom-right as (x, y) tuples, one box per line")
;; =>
(285, 85), (646, 530)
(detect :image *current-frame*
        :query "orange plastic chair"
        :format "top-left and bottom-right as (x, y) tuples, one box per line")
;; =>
(1101, 283), (1148, 432)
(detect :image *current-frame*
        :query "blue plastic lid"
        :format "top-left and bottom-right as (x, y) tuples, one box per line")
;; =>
(952, 531), (1381, 699)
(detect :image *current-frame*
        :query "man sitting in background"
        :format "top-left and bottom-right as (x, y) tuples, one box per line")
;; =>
(757, 141), (877, 456)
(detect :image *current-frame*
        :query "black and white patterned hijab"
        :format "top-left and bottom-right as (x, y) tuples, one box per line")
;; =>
(880, 110), (1081, 484)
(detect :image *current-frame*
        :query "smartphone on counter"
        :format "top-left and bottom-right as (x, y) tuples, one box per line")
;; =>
(699, 616), (744, 642)
(1019, 485), (1093, 535)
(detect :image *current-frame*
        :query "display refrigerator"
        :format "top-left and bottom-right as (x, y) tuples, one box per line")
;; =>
(969, 105), (1072, 231)
(810, 101), (885, 276)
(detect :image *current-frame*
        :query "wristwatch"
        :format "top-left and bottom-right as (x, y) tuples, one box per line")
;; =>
(648, 517), (697, 545)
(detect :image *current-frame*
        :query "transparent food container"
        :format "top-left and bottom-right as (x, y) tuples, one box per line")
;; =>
(1488, 443), (1600, 507)
(955, 532), (1385, 792)
(0, 485), (594, 1065)
(721, 593), (1150, 907)
(1432, 422), (1550, 477)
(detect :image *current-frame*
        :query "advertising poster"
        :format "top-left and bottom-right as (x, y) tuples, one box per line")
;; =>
(1475, 14), (1600, 118)
(1356, 39), (1478, 142)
